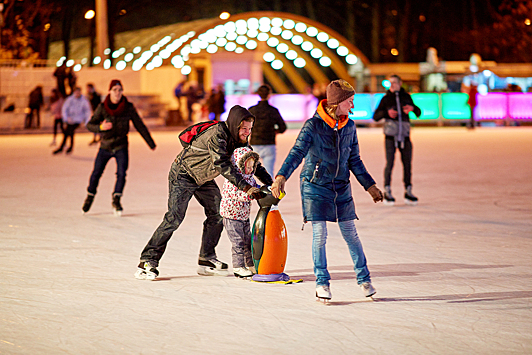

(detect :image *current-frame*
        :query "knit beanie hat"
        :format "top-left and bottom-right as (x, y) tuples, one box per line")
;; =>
(326, 79), (355, 105)
(109, 79), (122, 90)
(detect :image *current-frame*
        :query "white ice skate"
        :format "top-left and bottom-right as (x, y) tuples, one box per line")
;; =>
(233, 267), (253, 278)
(360, 281), (376, 298)
(316, 285), (332, 304)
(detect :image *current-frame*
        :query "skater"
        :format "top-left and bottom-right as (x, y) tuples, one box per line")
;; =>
(53, 87), (91, 155)
(207, 84), (226, 121)
(248, 84), (287, 177)
(49, 89), (64, 146)
(135, 105), (272, 280)
(372, 74), (421, 206)
(86, 83), (102, 145)
(83, 79), (156, 215)
(271, 79), (383, 302)
(24, 86), (44, 129)
(220, 146), (262, 278)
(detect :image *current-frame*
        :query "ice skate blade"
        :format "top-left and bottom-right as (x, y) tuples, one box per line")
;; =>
(197, 266), (229, 276)
(114, 209), (123, 217)
(383, 200), (395, 206)
(316, 297), (331, 305)
(404, 199), (418, 206)
(134, 269), (157, 280)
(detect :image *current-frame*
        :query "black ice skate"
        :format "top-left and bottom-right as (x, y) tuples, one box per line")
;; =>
(112, 193), (123, 216)
(383, 186), (395, 206)
(82, 193), (95, 214)
(135, 261), (159, 280)
(197, 257), (229, 276)
(404, 186), (418, 206)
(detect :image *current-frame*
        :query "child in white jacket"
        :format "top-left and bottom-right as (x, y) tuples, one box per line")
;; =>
(220, 146), (261, 278)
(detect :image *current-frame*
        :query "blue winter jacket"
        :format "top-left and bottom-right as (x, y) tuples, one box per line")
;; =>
(277, 105), (376, 222)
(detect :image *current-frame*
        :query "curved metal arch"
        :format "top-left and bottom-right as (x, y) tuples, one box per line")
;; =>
(174, 11), (367, 92)
(191, 11), (370, 66)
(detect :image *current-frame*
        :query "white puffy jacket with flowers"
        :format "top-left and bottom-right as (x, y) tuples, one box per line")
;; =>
(220, 147), (260, 220)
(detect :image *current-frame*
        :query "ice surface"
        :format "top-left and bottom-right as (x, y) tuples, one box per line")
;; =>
(1, 127), (531, 354)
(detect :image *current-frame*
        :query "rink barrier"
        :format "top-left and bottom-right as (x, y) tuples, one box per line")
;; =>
(221, 93), (532, 123)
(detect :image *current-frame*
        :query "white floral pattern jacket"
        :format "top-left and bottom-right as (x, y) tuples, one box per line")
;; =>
(220, 147), (260, 221)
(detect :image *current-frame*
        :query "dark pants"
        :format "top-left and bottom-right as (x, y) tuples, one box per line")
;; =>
(140, 161), (223, 263)
(58, 123), (80, 150)
(87, 148), (129, 195)
(24, 107), (40, 128)
(53, 118), (64, 138)
(384, 136), (412, 188)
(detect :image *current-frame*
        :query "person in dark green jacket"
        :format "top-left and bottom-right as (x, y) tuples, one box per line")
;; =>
(83, 79), (156, 215)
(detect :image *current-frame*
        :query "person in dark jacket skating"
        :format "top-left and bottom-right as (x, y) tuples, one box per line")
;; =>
(372, 74), (421, 206)
(135, 105), (273, 280)
(83, 80), (156, 215)
(271, 79), (383, 302)
(248, 84), (287, 176)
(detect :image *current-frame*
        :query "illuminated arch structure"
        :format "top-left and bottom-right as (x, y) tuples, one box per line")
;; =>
(50, 11), (369, 94)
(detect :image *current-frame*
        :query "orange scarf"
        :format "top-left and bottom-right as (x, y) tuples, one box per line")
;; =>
(317, 99), (349, 129)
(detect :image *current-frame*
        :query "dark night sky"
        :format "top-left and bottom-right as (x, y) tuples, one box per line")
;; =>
(15, 0), (529, 63)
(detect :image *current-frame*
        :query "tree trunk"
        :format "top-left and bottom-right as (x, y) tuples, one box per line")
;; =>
(371, 0), (380, 62)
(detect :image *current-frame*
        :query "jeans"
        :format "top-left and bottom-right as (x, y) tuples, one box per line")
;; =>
(140, 161), (223, 263)
(87, 148), (129, 195)
(384, 136), (412, 188)
(223, 218), (253, 268)
(312, 220), (370, 286)
(252, 144), (276, 177)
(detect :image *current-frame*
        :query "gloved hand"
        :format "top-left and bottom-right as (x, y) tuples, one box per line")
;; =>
(367, 184), (384, 203)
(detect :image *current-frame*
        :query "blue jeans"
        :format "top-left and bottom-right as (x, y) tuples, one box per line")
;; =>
(140, 161), (223, 262)
(87, 148), (129, 195)
(252, 144), (276, 177)
(312, 220), (371, 286)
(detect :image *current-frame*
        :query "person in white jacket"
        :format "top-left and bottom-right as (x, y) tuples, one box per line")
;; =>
(220, 146), (261, 278)
(53, 87), (91, 154)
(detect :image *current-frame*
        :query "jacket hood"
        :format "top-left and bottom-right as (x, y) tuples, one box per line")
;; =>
(231, 147), (260, 176)
(225, 105), (255, 142)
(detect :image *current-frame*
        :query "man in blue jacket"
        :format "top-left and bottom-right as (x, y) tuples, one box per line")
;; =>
(271, 79), (383, 302)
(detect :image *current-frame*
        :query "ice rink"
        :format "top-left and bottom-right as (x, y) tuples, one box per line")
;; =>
(1, 126), (531, 354)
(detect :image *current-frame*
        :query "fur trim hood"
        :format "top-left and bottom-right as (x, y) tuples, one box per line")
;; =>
(231, 147), (260, 177)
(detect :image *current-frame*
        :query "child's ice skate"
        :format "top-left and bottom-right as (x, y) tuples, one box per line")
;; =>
(112, 193), (123, 216)
(316, 285), (332, 304)
(135, 261), (159, 280)
(233, 267), (253, 278)
(197, 257), (229, 276)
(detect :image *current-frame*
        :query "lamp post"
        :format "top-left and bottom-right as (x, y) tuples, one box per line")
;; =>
(85, 10), (95, 67)
(95, 0), (109, 65)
